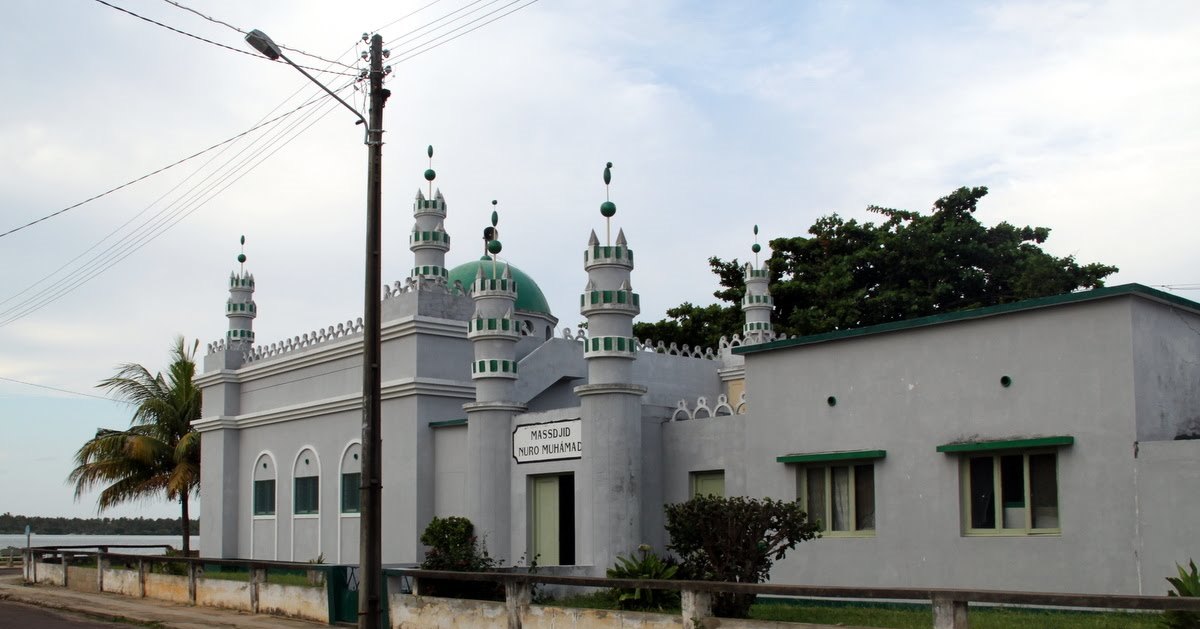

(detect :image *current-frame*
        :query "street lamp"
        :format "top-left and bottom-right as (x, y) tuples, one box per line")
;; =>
(246, 28), (387, 629)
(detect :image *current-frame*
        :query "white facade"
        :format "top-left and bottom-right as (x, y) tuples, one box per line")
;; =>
(195, 173), (1200, 595)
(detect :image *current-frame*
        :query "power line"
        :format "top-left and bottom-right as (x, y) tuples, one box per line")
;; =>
(0, 94), (338, 241)
(0, 376), (127, 404)
(0, 83), (353, 328)
(389, 0), (540, 64)
(158, 0), (359, 70)
(373, 0), (448, 33)
(92, 0), (357, 77)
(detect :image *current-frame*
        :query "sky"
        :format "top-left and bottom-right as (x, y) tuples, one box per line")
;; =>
(1, 0), (1199, 520)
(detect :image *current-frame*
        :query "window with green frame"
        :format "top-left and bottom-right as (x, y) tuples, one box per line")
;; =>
(690, 470), (725, 497)
(294, 476), (319, 515)
(253, 479), (276, 516)
(797, 463), (876, 535)
(341, 472), (361, 514)
(962, 451), (1059, 534)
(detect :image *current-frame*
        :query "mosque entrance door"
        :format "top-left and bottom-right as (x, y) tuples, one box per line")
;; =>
(530, 473), (575, 565)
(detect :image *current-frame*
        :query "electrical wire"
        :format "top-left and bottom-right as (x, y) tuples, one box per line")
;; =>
(158, 0), (359, 70)
(0, 94), (339, 242)
(92, 0), (358, 77)
(0, 376), (128, 404)
(1, 0), (537, 327)
(382, 0), (493, 48)
(389, 0), (539, 64)
(372, 0), (448, 33)
(0, 83), (353, 328)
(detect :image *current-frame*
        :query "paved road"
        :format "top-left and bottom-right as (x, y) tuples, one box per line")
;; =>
(0, 600), (133, 628)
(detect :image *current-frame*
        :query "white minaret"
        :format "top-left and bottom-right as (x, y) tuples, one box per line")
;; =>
(742, 225), (773, 344)
(226, 235), (256, 352)
(409, 145), (451, 282)
(574, 162), (645, 570)
(464, 208), (524, 562)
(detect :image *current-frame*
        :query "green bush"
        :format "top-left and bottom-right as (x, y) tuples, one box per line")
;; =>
(606, 544), (679, 611)
(664, 495), (819, 618)
(418, 516), (501, 600)
(1163, 559), (1200, 629)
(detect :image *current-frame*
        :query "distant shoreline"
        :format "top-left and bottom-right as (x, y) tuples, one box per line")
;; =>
(0, 513), (198, 536)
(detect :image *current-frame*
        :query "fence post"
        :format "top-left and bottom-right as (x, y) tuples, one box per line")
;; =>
(505, 577), (532, 629)
(682, 588), (713, 629)
(97, 553), (104, 592)
(61, 553), (69, 588)
(187, 561), (198, 605)
(137, 559), (146, 598)
(251, 566), (265, 613)
(932, 594), (968, 629)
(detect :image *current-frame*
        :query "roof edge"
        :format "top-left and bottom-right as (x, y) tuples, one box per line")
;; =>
(734, 284), (1200, 355)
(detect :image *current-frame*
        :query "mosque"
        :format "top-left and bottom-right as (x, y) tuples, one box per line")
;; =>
(195, 156), (1200, 596)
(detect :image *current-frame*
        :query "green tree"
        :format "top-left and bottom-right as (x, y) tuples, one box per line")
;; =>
(68, 337), (202, 554)
(635, 186), (1118, 345)
(664, 495), (820, 618)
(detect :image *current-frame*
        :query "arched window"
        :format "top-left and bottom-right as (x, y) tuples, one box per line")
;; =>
(340, 442), (362, 514)
(293, 448), (320, 515)
(252, 453), (277, 516)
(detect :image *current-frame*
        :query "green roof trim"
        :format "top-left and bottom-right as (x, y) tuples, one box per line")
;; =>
(447, 256), (553, 316)
(428, 419), (467, 428)
(734, 284), (1200, 355)
(776, 449), (886, 464)
(936, 436), (1074, 453)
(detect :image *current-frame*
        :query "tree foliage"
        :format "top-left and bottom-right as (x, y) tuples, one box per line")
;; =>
(664, 495), (820, 618)
(418, 516), (502, 600)
(67, 337), (202, 554)
(634, 187), (1118, 345)
(0, 513), (197, 535)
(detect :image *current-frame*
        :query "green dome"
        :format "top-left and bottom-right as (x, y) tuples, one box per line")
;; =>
(447, 256), (553, 316)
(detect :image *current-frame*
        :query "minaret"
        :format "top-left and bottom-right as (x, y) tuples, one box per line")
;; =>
(574, 163), (646, 570)
(409, 145), (451, 282)
(226, 235), (257, 352)
(463, 205), (524, 562)
(741, 225), (773, 344)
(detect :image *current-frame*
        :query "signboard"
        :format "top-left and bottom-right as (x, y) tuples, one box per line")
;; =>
(513, 418), (582, 463)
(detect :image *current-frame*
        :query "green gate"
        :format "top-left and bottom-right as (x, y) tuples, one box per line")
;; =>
(329, 565), (359, 623)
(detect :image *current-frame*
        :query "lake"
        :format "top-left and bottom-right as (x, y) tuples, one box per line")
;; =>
(0, 534), (198, 554)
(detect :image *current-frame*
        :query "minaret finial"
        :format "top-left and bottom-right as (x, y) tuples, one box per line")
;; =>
(752, 225), (761, 267)
(485, 200), (502, 279)
(424, 145), (436, 198)
(237, 235), (247, 272)
(600, 161), (616, 246)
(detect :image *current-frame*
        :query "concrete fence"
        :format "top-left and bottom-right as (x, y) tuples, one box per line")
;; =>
(25, 548), (337, 624)
(22, 548), (1200, 629)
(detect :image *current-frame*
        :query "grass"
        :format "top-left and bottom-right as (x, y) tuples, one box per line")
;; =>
(751, 602), (1161, 629)
(545, 591), (1162, 629)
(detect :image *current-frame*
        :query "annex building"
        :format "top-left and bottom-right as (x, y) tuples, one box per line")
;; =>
(195, 162), (1200, 596)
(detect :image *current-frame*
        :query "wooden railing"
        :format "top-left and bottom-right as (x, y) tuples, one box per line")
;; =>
(390, 568), (1200, 629)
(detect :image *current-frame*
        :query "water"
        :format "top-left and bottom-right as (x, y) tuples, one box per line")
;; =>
(0, 534), (198, 555)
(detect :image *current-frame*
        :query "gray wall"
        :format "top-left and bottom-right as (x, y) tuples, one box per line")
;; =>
(1131, 298), (1200, 441)
(743, 298), (1142, 594)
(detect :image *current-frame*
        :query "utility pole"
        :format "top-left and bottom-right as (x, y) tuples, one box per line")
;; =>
(360, 32), (386, 629)
(245, 27), (387, 629)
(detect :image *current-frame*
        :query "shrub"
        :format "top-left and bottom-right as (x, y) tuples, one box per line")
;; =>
(664, 495), (819, 618)
(606, 544), (679, 611)
(418, 516), (501, 600)
(1163, 559), (1200, 629)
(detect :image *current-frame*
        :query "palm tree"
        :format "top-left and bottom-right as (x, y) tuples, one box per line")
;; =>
(68, 336), (202, 555)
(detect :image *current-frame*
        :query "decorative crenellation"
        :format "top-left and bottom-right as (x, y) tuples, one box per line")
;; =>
(207, 317), (366, 361)
(670, 393), (746, 421)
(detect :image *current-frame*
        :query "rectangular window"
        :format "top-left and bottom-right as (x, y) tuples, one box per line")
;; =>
(341, 472), (361, 514)
(253, 479), (275, 516)
(294, 476), (319, 515)
(798, 463), (875, 535)
(690, 471), (725, 498)
(962, 451), (1059, 534)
